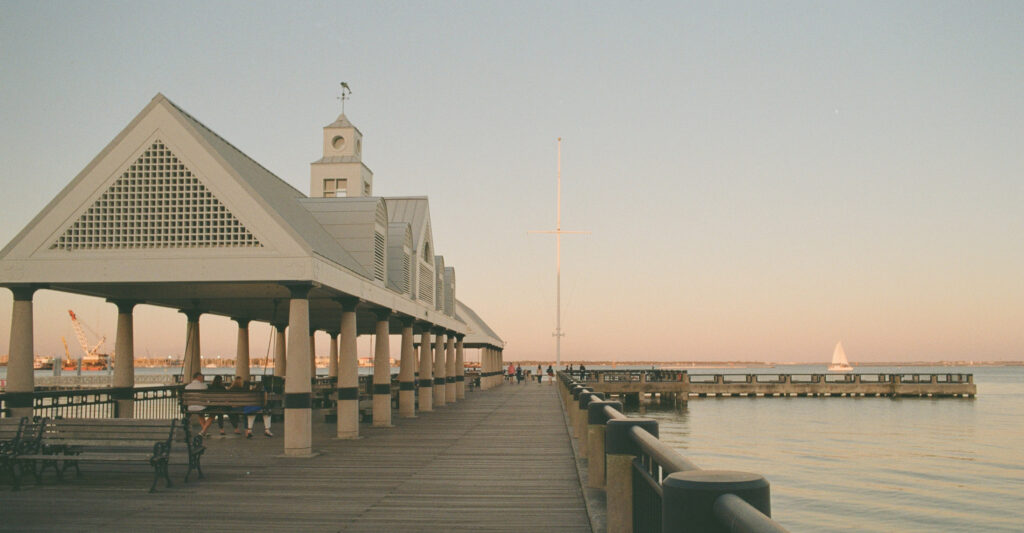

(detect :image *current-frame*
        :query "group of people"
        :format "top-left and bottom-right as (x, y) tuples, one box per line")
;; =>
(184, 372), (273, 439)
(505, 363), (555, 384)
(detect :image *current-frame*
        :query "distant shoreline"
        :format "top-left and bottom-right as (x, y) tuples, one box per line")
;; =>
(508, 360), (1024, 367)
(2, 358), (1021, 368)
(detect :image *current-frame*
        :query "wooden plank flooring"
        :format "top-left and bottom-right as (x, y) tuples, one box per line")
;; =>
(1, 382), (590, 532)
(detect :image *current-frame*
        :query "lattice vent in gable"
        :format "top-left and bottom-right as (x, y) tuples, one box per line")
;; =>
(50, 141), (261, 251)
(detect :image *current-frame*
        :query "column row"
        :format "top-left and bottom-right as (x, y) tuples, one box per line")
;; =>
(4, 286), (478, 457)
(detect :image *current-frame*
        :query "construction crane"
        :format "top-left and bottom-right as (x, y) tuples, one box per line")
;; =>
(67, 309), (111, 369)
(61, 336), (72, 364)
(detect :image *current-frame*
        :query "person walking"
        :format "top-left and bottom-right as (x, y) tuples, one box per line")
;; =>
(546, 365), (554, 385)
(515, 364), (523, 384)
(507, 363), (515, 384)
(536, 364), (544, 384)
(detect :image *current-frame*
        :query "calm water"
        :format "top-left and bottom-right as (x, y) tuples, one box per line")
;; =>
(623, 365), (1024, 532)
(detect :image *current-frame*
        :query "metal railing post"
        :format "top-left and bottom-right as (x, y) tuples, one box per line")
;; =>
(662, 470), (772, 533)
(606, 418), (658, 533)
(586, 400), (622, 488)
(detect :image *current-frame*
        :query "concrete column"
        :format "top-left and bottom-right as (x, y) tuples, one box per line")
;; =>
(111, 300), (138, 418)
(336, 298), (360, 439)
(372, 308), (392, 427)
(484, 348), (491, 390)
(455, 335), (466, 399)
(445, 332), (456, 403)
(478, 348), (486, 390)
(309, 333), (317, 379)
(492, 349), (498, 388)
(433, 329), (446, 407)
(606, 418), (659, 533)
(180, 309), (202, 382)
(587, 400), (623, 488)
(233, 318), (251, 383)
(418, 328), (433, 412)
(398, 317), (416, 417)
(271, 323), (287, 378)
(327, 331), (339, 380)
(283, 283), (313, 457)
(6, 286), (39, 420)
(482, 348), (491, 390)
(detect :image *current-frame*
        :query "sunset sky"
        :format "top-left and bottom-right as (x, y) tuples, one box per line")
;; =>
(1, 1), (1021, 363)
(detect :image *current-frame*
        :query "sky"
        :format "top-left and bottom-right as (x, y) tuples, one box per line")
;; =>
(1, 1), (1022, 363)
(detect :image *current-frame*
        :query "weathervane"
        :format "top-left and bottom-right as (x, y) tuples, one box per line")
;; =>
(529, 138), (590, 367)
(338, 82), (352, 114)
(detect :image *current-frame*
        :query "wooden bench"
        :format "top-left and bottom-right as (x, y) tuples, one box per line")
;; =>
(17, 418), (203, 493)
(179, 390), (268, 419)
(2, 417), (47, 490)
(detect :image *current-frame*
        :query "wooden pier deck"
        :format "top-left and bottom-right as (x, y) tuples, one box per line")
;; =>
(1, 383), (590, 532)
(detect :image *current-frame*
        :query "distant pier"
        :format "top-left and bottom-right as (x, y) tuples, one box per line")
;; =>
(575, 370), (977, 402)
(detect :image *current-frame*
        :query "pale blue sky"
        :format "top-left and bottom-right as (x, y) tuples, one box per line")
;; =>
(1, 1), (1022, 362)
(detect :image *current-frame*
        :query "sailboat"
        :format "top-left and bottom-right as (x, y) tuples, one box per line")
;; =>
(828, 341), (853, 372)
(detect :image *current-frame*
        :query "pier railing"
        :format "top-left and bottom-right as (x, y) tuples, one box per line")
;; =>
(0, 385), (181, 419)
(0, 371), (454, 419)
(558, 371), (790, 533)
(568, 370), (975, 398)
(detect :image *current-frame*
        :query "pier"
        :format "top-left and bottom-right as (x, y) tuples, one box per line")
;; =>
(574, 370), (976, 403)
(1, 383), (590, 532)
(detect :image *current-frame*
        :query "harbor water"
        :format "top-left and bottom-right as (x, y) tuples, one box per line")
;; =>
(625, 365), (1023, 532)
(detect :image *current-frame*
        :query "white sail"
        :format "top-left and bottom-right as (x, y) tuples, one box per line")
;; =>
(828, 341), (853, 372)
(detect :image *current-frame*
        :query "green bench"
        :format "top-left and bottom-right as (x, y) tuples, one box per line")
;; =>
(1, 417), (47, 490)
(17, 418), (203, 492)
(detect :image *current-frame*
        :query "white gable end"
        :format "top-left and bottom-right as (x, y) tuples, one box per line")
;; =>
(51, 139), (262, 251)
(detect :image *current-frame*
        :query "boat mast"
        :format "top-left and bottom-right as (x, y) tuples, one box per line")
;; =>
(530, 138), (588, 368)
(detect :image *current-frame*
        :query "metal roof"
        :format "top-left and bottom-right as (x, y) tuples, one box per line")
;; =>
(456, 299), (504, 348)
(163, 95), (372, 278)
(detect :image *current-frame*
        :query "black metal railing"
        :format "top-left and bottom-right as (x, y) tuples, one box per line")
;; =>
(0, 385), (181, 419)
(559, 371), (790, 533)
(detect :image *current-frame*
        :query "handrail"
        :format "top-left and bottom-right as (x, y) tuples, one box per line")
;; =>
(559, 371), (790, 533)
(0, 385), (181, 419)
(604, 404), (628, 421)
(628, 423), (700, 474)
(714, 494), (790, 533)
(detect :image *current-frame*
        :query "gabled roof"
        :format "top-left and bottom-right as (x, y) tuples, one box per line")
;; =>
(161, 95), (371, 278)
(456, 299), (504, 348)
(384, 197), (432, 250)
(0, 93), (371, 280)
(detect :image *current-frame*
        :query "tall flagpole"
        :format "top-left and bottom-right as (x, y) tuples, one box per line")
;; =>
(530, 138), (589, 368)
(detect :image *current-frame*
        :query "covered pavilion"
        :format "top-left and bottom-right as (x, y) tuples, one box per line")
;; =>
(0, 94), (505, 455)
